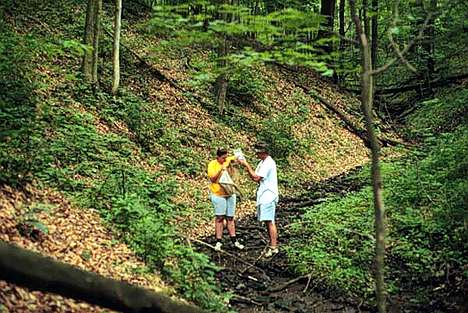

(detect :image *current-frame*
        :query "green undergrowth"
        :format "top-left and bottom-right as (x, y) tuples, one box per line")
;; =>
(286, 124), (467, 306)
(405, 86), (468, 139)
(1, 0), (368, 310)
(0, 22), (230, 311)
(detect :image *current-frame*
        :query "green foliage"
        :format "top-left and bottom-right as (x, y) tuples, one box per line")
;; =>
(257, 93), (310, 162)
(0, 24), (226, 309)
(227, 65), (266, 107)
(17, 202), (53, 238)
(0, 23), (58, 186)
(87, 169), (227, 310)
(286, 189), (376, 298)
(287, 128), (468, 304)
(406, 87), (468, 139)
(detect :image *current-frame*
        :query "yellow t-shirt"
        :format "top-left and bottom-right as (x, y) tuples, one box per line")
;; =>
(207, 156), (236, 196)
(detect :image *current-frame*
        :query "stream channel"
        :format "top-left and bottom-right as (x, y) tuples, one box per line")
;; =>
(196, 168), (372, 313)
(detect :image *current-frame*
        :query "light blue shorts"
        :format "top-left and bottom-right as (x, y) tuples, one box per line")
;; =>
(210, 194), (237, 217)
(256, 201), (276, 223)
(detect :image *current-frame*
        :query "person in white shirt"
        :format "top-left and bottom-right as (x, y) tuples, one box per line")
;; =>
(239, 142), (279, 257)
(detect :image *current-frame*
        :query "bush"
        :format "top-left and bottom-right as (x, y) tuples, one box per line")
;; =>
(286, 127), (468, 305)
(227, 65), (266, 107)
(406, 87), (468, 139)
(258, 94), (310, 162)
(0, 25), (43, 186)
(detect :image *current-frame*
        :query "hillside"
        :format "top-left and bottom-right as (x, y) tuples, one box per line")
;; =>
(0, 0), (374, 311)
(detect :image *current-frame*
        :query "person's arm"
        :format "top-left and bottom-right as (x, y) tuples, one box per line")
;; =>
(209, 165), (226, 183)
(239, 160), (262, 183)
(208, 157), (236, 183)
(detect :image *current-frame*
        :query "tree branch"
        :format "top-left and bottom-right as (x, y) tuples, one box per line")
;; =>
(187, 237), (270, 279)
(372, 2), (433, 75)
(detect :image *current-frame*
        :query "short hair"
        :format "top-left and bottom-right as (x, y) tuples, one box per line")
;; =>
(216, 148), (228, 157)
(254, 142), (269, 153)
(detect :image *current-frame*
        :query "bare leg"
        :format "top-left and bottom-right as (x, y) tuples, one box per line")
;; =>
(226, 217), (236, 237)
(215, 216), (225, 240)
(266, 221), (277, 247)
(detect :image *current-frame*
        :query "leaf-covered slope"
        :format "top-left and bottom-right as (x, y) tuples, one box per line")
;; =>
(0, 0), (373, 310)
(0, 186), (171, 313)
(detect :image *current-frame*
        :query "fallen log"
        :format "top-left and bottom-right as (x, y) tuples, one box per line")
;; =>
(346, 73), (468, 95)
(274, 64), (407, 147)
(306, 85), (407, 148)
(0, 241), (205, 313)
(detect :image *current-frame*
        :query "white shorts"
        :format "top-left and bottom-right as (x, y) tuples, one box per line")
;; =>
(256, 201), (276, 223)
(210, 194), (237, 217)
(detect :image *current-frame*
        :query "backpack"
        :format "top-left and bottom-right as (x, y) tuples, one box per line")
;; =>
(218, 169), (241, 197)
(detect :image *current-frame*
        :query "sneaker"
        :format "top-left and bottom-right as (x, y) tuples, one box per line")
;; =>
(234, 241), (245, 250)
(214, 242), (222, 251)
(264, 246), (279, 258)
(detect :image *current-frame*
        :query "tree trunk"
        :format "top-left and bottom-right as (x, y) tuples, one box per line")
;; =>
(426, 0), (437, 80)
(349, 1), (386, 312)
(318, 0), (337, 52)
(91, 0), (102, 85)
(371, 0), (378, 70)
(415, 0), (437, 90)
(112, 0), (122, 94)
(339, 0), (345, 51)
(82, 0), (96, 80)
(0, 241), (206, 313)
(82, 0), (101, 85)
(215, 1), (230, 115)
(363, 0), (370, 39)
(215, 38), (229, 115)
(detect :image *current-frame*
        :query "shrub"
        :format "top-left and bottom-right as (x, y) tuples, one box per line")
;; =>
(286, 127), (468, 305)
(227, 65), (266, 107)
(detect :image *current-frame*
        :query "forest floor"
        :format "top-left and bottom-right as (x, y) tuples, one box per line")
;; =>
(196, 168), (374, 313)
(197, 164), (465, 313)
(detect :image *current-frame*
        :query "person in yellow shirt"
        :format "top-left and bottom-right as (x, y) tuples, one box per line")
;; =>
(207, 148), (244, 251)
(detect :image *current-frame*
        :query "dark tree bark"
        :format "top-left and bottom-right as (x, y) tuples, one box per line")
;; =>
(0, 241), (206, 313)
(363, 0), (370, 38)
(426, 0), (437, 80)
(371, 0), (378, 70)
(415, 0), (437, 87)
(339, 0), (346, 51)
(318, 0), (337, 52)
(91, 0), (102, 84)
(214, 0), (231, 115)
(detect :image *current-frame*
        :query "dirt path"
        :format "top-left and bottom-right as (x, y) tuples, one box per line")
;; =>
(195, 169), (371, 313)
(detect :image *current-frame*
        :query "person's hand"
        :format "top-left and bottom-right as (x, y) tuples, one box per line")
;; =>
(237, 159), (248, 167)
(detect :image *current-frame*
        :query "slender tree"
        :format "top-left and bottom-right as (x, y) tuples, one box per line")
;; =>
(349, 0), (385, 311)
(349, 1), (433, 311)
(215, 37), (229, 115)
(363, 0), (370, 38)
(82, 0), (96, 81)
(112, 0), (123, 94)
(82, 0), (102, 85)
(214, 0), (230, 115)
(371, 0), (378, 70)
(339, 0), (346, 51)
(425, 0), (437, 81)
(92, 0), (102, 84)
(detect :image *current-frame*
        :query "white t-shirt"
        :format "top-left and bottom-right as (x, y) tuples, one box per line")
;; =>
(255, 155), (279, 205)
